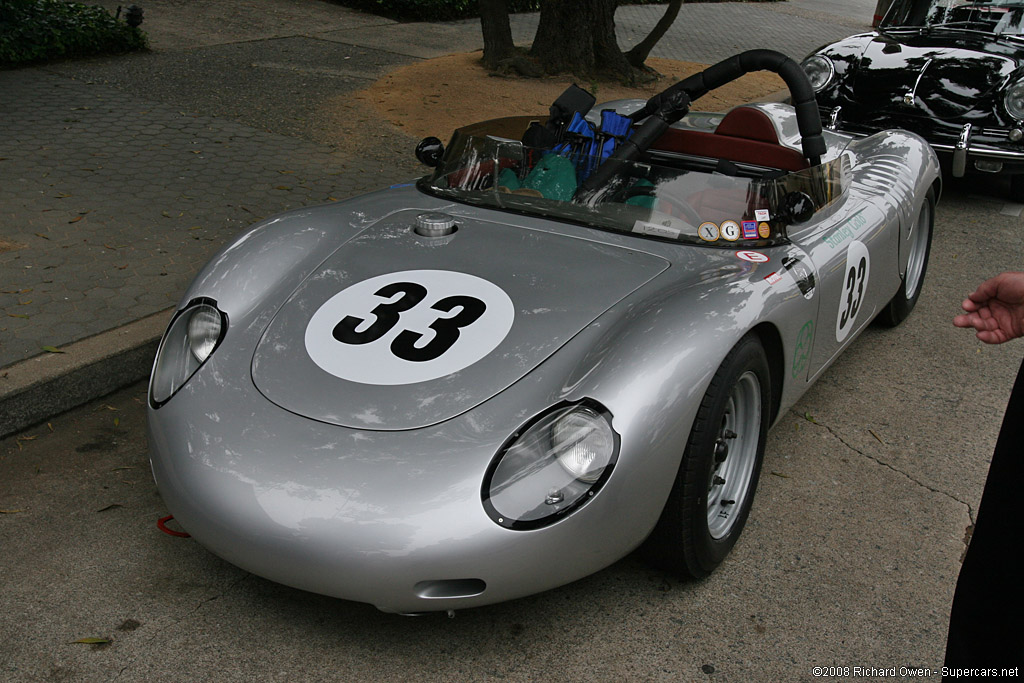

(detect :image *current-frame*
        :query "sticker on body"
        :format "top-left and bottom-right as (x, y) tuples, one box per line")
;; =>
(835, 240), (870, 343)
(305, 269), (515, 385)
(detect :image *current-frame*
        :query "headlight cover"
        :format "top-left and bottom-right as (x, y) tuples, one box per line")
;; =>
(801, 55), (835, 92)
(150, 299), (227, 407)
(482, 401), (619, 530)
(1005, 80), (1024, 121)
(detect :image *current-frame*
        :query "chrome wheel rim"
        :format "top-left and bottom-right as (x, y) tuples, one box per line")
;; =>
(706, 371), (762, 539)
(904, 200), (931, 300)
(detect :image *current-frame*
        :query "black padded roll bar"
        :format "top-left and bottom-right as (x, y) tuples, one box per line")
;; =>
(578, 49), (826, 194)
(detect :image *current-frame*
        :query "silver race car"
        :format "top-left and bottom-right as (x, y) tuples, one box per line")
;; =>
(147, 50), (940, 614)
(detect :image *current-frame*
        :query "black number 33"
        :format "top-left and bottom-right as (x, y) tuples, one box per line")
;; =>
(839, 256), (867, 330)
(332, 282), (487, 363)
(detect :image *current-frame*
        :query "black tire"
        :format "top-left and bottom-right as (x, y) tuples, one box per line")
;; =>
(876, 187), (934, 327)
(642, 333), (771, 579)
(1009, 174), (1024, 204)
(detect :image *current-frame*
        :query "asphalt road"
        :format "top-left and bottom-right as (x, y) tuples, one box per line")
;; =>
(2, 181), (1022, 682)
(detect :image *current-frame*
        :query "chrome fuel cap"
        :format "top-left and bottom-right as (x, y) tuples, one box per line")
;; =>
(414, 212), (457, 237)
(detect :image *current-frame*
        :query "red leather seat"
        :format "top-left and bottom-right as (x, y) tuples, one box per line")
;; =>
(651, 106), (809, 172)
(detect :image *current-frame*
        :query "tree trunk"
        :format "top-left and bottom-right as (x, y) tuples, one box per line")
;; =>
(625, 0), (682, 68)
(530, 0), (636, 81)
(480, 0), (515, 69)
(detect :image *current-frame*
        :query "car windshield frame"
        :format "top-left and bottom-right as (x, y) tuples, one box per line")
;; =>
(882, 0), (1024, 37)
(417, 115), (847, 249)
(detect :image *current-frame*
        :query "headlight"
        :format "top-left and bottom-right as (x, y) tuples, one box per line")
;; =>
(482, 402), (619, 530)
(1005, 81), (1024, 120)
(150, 299), (226, 407)
(801, 55), (835, 92)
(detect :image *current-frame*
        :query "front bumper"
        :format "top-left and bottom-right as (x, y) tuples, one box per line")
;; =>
(146, 356), (665, 614)
(822, 106), (1024, 177)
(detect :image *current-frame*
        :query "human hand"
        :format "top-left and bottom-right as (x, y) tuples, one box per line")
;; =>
(952, 271), (1024, 344)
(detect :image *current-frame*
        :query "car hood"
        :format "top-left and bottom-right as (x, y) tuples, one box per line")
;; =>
(251, 209), (669, 431)
(848, 33), (1020, 118)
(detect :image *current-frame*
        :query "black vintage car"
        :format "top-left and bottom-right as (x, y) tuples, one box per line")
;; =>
(802, 0), (1024, 199)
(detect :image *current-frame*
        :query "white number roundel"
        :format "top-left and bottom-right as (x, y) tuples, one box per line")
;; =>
(305, 270), (515, 385)
(835, 240), (870, 342)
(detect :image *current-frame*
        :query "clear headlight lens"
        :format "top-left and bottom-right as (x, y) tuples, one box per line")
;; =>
(801, 55), (835, 92)
(150, 300), (226, 407)
(1005, 81), (1024, 120)
(187, 305), (222, 362)
(483, 403), (619, 530)
(552, 408), (615, 483)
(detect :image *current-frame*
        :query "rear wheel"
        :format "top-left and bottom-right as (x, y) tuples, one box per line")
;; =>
(877, 188), (934, 327)
(643, 334), (771, 579)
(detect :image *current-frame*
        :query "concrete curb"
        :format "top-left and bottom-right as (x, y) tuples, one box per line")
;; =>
(0, 309), (172, 439)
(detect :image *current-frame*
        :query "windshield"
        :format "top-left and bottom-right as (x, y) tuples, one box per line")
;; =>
(419, 116), (846, 247)
(883, 0), (1024, 35)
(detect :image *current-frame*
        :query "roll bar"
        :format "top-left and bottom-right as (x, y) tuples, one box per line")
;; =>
(578, 49), (826, 194)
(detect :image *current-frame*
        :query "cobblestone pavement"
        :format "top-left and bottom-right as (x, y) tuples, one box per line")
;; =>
(0, 70), (412, 368)
(0, 0), (875, 374)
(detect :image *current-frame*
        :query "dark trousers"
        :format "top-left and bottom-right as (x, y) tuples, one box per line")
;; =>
(944, 359), (1024, 672)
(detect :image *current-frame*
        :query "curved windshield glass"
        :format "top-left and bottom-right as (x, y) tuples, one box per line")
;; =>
(884, 0), (1024, 35)
(419, 116), (846, 247)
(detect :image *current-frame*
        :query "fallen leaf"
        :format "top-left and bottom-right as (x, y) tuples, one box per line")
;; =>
(0, 509), (25, 514)
(72, 637), (110, 645)
(802, 411), (818, 424)
(41, 346), (64, 353)
(868, 429), (883, 444)
(8, 313), (29, 319)
(770, 471), (790, 478)
(97, 504), (123, 513)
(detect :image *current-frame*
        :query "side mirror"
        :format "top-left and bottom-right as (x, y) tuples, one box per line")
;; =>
(415, 137), (444, 167)
(781, 191), (815, 224)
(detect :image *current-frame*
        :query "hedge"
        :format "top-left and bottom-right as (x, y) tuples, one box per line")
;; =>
(0, 0), (147, 67)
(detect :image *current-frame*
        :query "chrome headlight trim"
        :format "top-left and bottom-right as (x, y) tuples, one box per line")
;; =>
(482, 400), (620, 531)
(150, 298), (227, 408)
(1005, 80), (1024, 121)
(801, 55), (835, 92)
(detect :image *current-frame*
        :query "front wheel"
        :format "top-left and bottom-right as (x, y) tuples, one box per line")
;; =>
(877, 188), (934, 327)
(642, 334), (771, 579)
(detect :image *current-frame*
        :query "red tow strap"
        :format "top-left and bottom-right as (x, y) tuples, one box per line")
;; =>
(157, 515), (191, 538)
